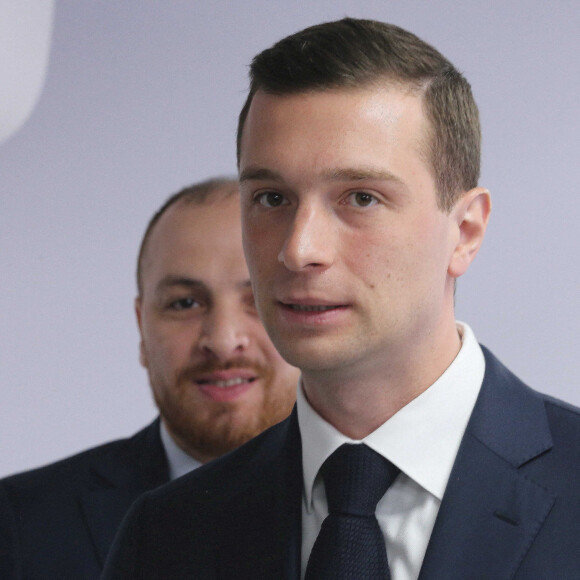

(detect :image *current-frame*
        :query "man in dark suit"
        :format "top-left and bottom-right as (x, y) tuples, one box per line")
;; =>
(0, 178), (299, 579)
(103, 19), (580, 579)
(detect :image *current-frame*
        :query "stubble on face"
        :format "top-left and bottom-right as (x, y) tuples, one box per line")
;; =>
(148, 354), (296, 462)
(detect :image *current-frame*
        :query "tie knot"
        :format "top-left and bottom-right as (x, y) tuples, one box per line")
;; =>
(321, 444), (399, 517)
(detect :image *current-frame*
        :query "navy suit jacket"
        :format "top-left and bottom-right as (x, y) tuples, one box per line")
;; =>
(103, 348), (580, 579)
(0, 420), (169, 579)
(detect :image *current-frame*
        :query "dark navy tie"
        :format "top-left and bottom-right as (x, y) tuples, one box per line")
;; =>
(305, 443), (400, 580)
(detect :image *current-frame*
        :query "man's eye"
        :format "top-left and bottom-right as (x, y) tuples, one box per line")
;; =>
(256, 191), (286, 208)
(347, 191), (378, 208)
(169, 298), (200, 311)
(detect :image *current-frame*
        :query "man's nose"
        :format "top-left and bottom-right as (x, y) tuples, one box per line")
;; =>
(277, 204), (335, 271)
(197, 307), (250, 360)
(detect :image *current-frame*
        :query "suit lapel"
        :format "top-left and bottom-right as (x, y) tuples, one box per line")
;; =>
(419, 348), (556, 579)
(217, 409), (303, 580)
(81, 487), (146, 566)
(80, 420), (169, 566)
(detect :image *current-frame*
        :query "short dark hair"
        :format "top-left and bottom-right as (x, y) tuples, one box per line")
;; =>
(136, 177), (238, 295)
(237, 18), (480, 211)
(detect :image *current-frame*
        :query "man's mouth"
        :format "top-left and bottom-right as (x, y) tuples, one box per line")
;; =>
(277, 300), (349, 326)
(287, 304), (338, 312)
(193, 370), (259, 403)
(196, 376), (257, 388)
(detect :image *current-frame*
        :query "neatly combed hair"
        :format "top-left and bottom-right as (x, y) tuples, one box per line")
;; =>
(236, 18), (480, 211)
(136, 176), (238, 295)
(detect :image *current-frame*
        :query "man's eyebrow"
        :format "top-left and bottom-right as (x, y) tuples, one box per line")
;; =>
(239, 167), (283, 183)
(155, 276), (252, 294)
(324, 167), (405, 185)
(155, 276), (206, 294)
(239, 166), (405, 186)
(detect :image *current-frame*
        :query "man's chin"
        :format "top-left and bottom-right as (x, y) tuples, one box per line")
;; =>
(163, 391), (295, 462)
(179, 425), (262, 462)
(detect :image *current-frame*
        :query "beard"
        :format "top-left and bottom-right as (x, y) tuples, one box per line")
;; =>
(150, 357), (296, 463)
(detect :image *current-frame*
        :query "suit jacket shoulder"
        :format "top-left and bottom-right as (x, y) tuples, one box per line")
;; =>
(0, 420), (168, 579)
(103, 410), (303, 580)
(420, 346), (580, 579)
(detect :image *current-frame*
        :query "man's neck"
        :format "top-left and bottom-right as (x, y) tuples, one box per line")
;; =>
(301, 323), (462, 440)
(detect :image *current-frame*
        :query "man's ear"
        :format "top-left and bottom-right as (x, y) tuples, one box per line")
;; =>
(135, 297), (148, 368)
(448, 187), (491, 278)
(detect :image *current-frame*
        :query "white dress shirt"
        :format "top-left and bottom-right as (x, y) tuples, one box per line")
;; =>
(298, 322), (485, 580)
(159, 421), (202, 480)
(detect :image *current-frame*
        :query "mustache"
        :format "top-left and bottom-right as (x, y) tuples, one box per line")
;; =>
(178, 357), (269, 382)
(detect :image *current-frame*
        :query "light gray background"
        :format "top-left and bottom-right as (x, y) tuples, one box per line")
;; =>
(2, 1), (579, 477)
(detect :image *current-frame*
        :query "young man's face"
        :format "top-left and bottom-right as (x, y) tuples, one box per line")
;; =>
(136, 195), (299, 463)
(239, 87), (463, 380)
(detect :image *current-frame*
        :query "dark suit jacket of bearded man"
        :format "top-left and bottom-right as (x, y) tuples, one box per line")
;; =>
(0, 420), (168, 579)
(102, 347), (580, 579)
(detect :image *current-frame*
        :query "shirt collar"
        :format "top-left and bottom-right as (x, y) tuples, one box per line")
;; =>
(297, 322), (485, 510)
(159, 420), (203, 480)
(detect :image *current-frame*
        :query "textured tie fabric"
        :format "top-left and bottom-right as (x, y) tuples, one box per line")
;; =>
(305, 443), (400, 580)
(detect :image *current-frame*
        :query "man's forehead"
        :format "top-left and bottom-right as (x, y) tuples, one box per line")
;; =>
(151, 196), (239, 243)
(241, 87), (427, 147)
(141, 198), (244, 279)
(240, 87), (429, 195)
